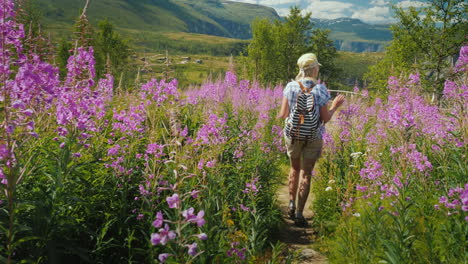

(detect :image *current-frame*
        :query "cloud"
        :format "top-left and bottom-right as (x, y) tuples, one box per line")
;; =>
(275, 7), (292, 16)
(304, 1), (355, 19)
(396, 1), (429, 8)
(351, 6), (393, 23)
(370, 0), (388, 6)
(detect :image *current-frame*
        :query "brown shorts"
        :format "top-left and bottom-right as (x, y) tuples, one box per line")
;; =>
(285, 137), (323, 160)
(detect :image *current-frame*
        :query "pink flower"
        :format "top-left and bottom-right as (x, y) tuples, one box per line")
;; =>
(152, 211), (164, 228)
(205, 159), (216, 168)
(187, 242), (198, 256)
(158, 253), (170, 263)
(196, 233), (208, 240)
(190, 189), (200, 199)
(182, 207), (205, 227)
(151, 224), (176, 245)
(166, 193), (180, 209)
(197, 159), (204, 170)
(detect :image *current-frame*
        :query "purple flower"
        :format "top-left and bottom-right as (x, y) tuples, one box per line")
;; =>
(240, 204), (250, 212)
(439, 196), (448, 204)
(187, 242), (198, 256)
(0, 144), (9, 161)
(166, 193), (180, 209)
(234, 150), (244, 158)
(151, 224), (176, 245)
(205, 159), (216, 168)
(108, 145), (120, 156)
(197, 159), (204, 170)
(196, 233), (208, 240)
(190, 189), (200, 199)
(356, 185), (368, 192)
(152, 211), (164, 228)
(146, 143), (164, 158)
(455, 46), (468, 72)
(359, 158), (383, 180)
(158, 253), (170, 263)
(182, 207), (206, 227)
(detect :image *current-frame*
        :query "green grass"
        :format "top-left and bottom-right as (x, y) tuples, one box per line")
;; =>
(336, 51), (385, 88)
(331, 32), (390, 44)
(134, 53), (233, 88)
(37, 0), (280, 40)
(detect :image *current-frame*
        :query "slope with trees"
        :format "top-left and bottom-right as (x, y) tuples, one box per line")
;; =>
(365, 0), (468, 94)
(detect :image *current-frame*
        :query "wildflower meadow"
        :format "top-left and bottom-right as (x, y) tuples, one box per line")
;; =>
(1, 0), (467, 263)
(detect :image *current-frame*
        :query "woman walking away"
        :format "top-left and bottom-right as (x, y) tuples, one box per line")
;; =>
(277, 53), (345, 227)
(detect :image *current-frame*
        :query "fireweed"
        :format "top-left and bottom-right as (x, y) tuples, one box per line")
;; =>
(1, 2), (285, 262)
(312, 55), (467, 263)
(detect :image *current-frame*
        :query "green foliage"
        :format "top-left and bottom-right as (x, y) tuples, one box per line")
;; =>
(244, 7), (339, 86)
(96, 19), (130, 75)
(310, 29), (340, 86)
(312, 70), (468, 263)
(365, 0), (468, 93)
(336, 51), (384, 90)
(36, 0), (279, 40)
(57, 38), (72, 78)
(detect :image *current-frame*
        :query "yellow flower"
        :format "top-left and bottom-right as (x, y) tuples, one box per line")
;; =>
(226, 219), (234, 227)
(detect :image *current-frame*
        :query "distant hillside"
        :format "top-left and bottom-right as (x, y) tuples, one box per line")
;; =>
(311, 18), (393, 52)
(38, 0), (280, 40)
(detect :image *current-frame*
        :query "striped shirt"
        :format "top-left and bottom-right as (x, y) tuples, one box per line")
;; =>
(283, 80), (331, 139)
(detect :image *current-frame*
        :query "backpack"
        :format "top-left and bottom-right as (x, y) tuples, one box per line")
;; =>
(284, 81), (320, 142)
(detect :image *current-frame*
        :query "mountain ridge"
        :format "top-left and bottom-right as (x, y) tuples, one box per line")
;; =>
(37, 0), (391, 53)
(310, 17), (392, 52)
(39, 0), (280, 40)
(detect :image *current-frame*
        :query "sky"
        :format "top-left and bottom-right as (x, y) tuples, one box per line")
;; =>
(229, 0), (430, 24)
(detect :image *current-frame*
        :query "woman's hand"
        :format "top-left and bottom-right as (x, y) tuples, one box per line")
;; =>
(320, 94), (346, 124)
(331, 94), (345, 110)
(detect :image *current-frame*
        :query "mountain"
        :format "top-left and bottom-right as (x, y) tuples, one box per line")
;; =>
(38, 0), (280, 40)
(311, 18), (393, 52)
(37, 1), (391, 53)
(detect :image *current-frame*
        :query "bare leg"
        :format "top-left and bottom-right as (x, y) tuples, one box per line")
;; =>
(297, 158), (318, 214)
(288, 158), (301, 203)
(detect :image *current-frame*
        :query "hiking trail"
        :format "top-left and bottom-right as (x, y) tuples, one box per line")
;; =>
(276, 172), (328, 264)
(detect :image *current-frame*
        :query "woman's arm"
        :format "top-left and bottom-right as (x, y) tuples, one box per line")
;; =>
(320, 94), (345, 123)
(277, 96), (289, 119)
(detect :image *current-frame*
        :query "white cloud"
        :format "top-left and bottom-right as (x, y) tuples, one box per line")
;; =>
(351, 6), (393, 23)
(396, 1), (429, 8)
(304, 1), (355, 19)
(275, 7), (292, 16)
(370, 0), (388, 6)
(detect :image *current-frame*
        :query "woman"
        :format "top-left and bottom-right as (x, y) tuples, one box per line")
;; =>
(278, 53), (345, 226)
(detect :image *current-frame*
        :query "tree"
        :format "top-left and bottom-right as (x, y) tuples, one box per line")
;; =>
(247, 18), (276, 82)
(276, 7), (312, 80)
(365, 0), (468, 94)
(57, 38), (72, 78)
(95, 18), (131, 78)
(245, 7), (337, 86)
(309, 28), (340, 85)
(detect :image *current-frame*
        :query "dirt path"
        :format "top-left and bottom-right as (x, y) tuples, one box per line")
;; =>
(276, 176), (328, 264)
